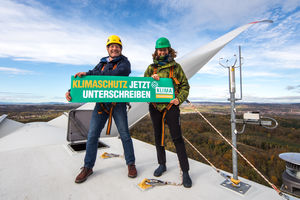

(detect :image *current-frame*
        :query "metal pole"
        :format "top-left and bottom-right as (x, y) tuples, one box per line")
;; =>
(229, 65), (238, 180)
(220, 47), (253, 194)
(239, 46), (242, 100)
(236, 45), (243, 101)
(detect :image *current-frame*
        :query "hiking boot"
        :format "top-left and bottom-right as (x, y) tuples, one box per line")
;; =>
(128, 164), (137, 178)
(75, 167), (93, 183)
(153, 164), (166, 177)
(182, 171), (192, 188)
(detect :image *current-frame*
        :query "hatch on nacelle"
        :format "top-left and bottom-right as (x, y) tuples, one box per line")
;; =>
(67, 109), (109, 152)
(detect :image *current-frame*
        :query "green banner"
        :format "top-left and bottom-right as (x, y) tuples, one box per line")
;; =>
(70, 76), (175, 103)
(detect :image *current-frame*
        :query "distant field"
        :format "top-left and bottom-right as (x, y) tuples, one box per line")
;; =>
(1, 102), (299, 123)
(180, 102), (300, 118)
(0, 103), (82, 123)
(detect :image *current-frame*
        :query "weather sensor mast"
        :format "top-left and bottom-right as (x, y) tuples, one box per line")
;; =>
(219, 46), (278, 195)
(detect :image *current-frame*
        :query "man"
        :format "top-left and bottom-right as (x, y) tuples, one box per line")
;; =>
(65, 35), (137, 183)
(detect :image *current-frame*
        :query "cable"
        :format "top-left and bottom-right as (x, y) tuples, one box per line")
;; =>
(236, 123), (246, 134)
(183, 136), (232, 181)
(185, 99), (289, 200)
(183, 136), (219, 173)
(260, 116), (278, 129)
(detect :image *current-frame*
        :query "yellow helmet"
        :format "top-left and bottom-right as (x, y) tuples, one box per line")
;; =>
(106, 35), (122, 47)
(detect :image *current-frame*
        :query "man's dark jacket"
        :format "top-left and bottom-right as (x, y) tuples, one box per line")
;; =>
(86, 55), (131, 76)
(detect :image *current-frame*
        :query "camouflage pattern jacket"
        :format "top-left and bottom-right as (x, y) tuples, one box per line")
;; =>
(144, 60), (190, 111)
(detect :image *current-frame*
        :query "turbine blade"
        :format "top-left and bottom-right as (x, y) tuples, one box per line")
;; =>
(119, 20), (272, 133)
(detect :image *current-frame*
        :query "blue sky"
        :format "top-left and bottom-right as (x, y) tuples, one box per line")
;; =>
(0, 0), (300, 103)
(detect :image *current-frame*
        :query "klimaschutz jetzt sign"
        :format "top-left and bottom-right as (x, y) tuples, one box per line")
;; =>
(70, 76), (175, 103)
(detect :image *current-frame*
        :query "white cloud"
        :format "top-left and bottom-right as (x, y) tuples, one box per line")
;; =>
(0, 0), (107, 65)
(188, 83), (300, 103)
(188, 84), (228, 100)
(0, 67), (33, 74)
(1, 0), (298, 71)
(150, 0), (300, 31)
(0, 0), (160, 71)
(242, 70), (280, 78)
(243, 95), (300, 103)
(0, 91), (68, 103)
(0, 91), (45, 102)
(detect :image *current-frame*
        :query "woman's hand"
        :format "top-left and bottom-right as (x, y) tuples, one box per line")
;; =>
(151, 74), (160, 80)
(74, 72), (87, 78)
(170, 98), (179, 105)
(65, 91), (72, 102)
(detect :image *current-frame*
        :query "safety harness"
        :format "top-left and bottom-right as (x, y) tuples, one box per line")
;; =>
(97, 63), (117, 135)
(151, 64), (180, 146)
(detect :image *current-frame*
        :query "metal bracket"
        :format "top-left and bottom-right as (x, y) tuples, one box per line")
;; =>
(221, 179), (251, 195)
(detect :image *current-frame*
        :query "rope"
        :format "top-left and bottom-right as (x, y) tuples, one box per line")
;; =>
(183, 136), (219, 173)
(183, 136), (233, 182)
(185, 99), (289, 200)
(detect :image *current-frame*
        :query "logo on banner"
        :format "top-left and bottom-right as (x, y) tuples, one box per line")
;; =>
(151, 81), (158, 88)
(155, 87), (174, 99)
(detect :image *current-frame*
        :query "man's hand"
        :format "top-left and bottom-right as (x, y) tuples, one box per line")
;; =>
(74, 72), (87, 78)
(65, 91), (72, 102)
(170, 98), (179, 105)
(151, 74), (160, 80)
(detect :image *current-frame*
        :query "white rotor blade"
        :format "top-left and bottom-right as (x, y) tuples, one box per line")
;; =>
(112, 20), (273, 135)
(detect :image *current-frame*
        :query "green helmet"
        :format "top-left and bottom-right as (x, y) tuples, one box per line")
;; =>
(155, 37), (171, 49)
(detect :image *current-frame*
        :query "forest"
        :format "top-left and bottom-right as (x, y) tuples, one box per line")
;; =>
(130, 107), (300, 188)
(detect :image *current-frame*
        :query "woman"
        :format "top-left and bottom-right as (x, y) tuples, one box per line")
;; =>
(144, 37), (192, 188)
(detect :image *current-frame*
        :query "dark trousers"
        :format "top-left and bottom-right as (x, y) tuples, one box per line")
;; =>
(84, 103), (135, 168)
(149, 104), (189, 172)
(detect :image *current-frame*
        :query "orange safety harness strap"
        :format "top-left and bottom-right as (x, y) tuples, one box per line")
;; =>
(169, 65), (180, 85)
(151, 64), (179, 146)
(98, 103), (109, 114)
(97, 103), (116, 135)
(97, 62), (118, 135)
(106, 102), (116, 135)
(153, 66), (157, 75)
(101, 63), (118, 71)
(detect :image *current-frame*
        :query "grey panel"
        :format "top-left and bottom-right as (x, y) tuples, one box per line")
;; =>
(66, 104), (147, 142)
(67, 110), (92, 142)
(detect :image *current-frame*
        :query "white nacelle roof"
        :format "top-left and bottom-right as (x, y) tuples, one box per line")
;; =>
(0, 115), (24, 138)
(0, 121), (67, 152)
(0, 115), (298, 200)
(0, 137), (288, 200)
(47, 113), (69, 130)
